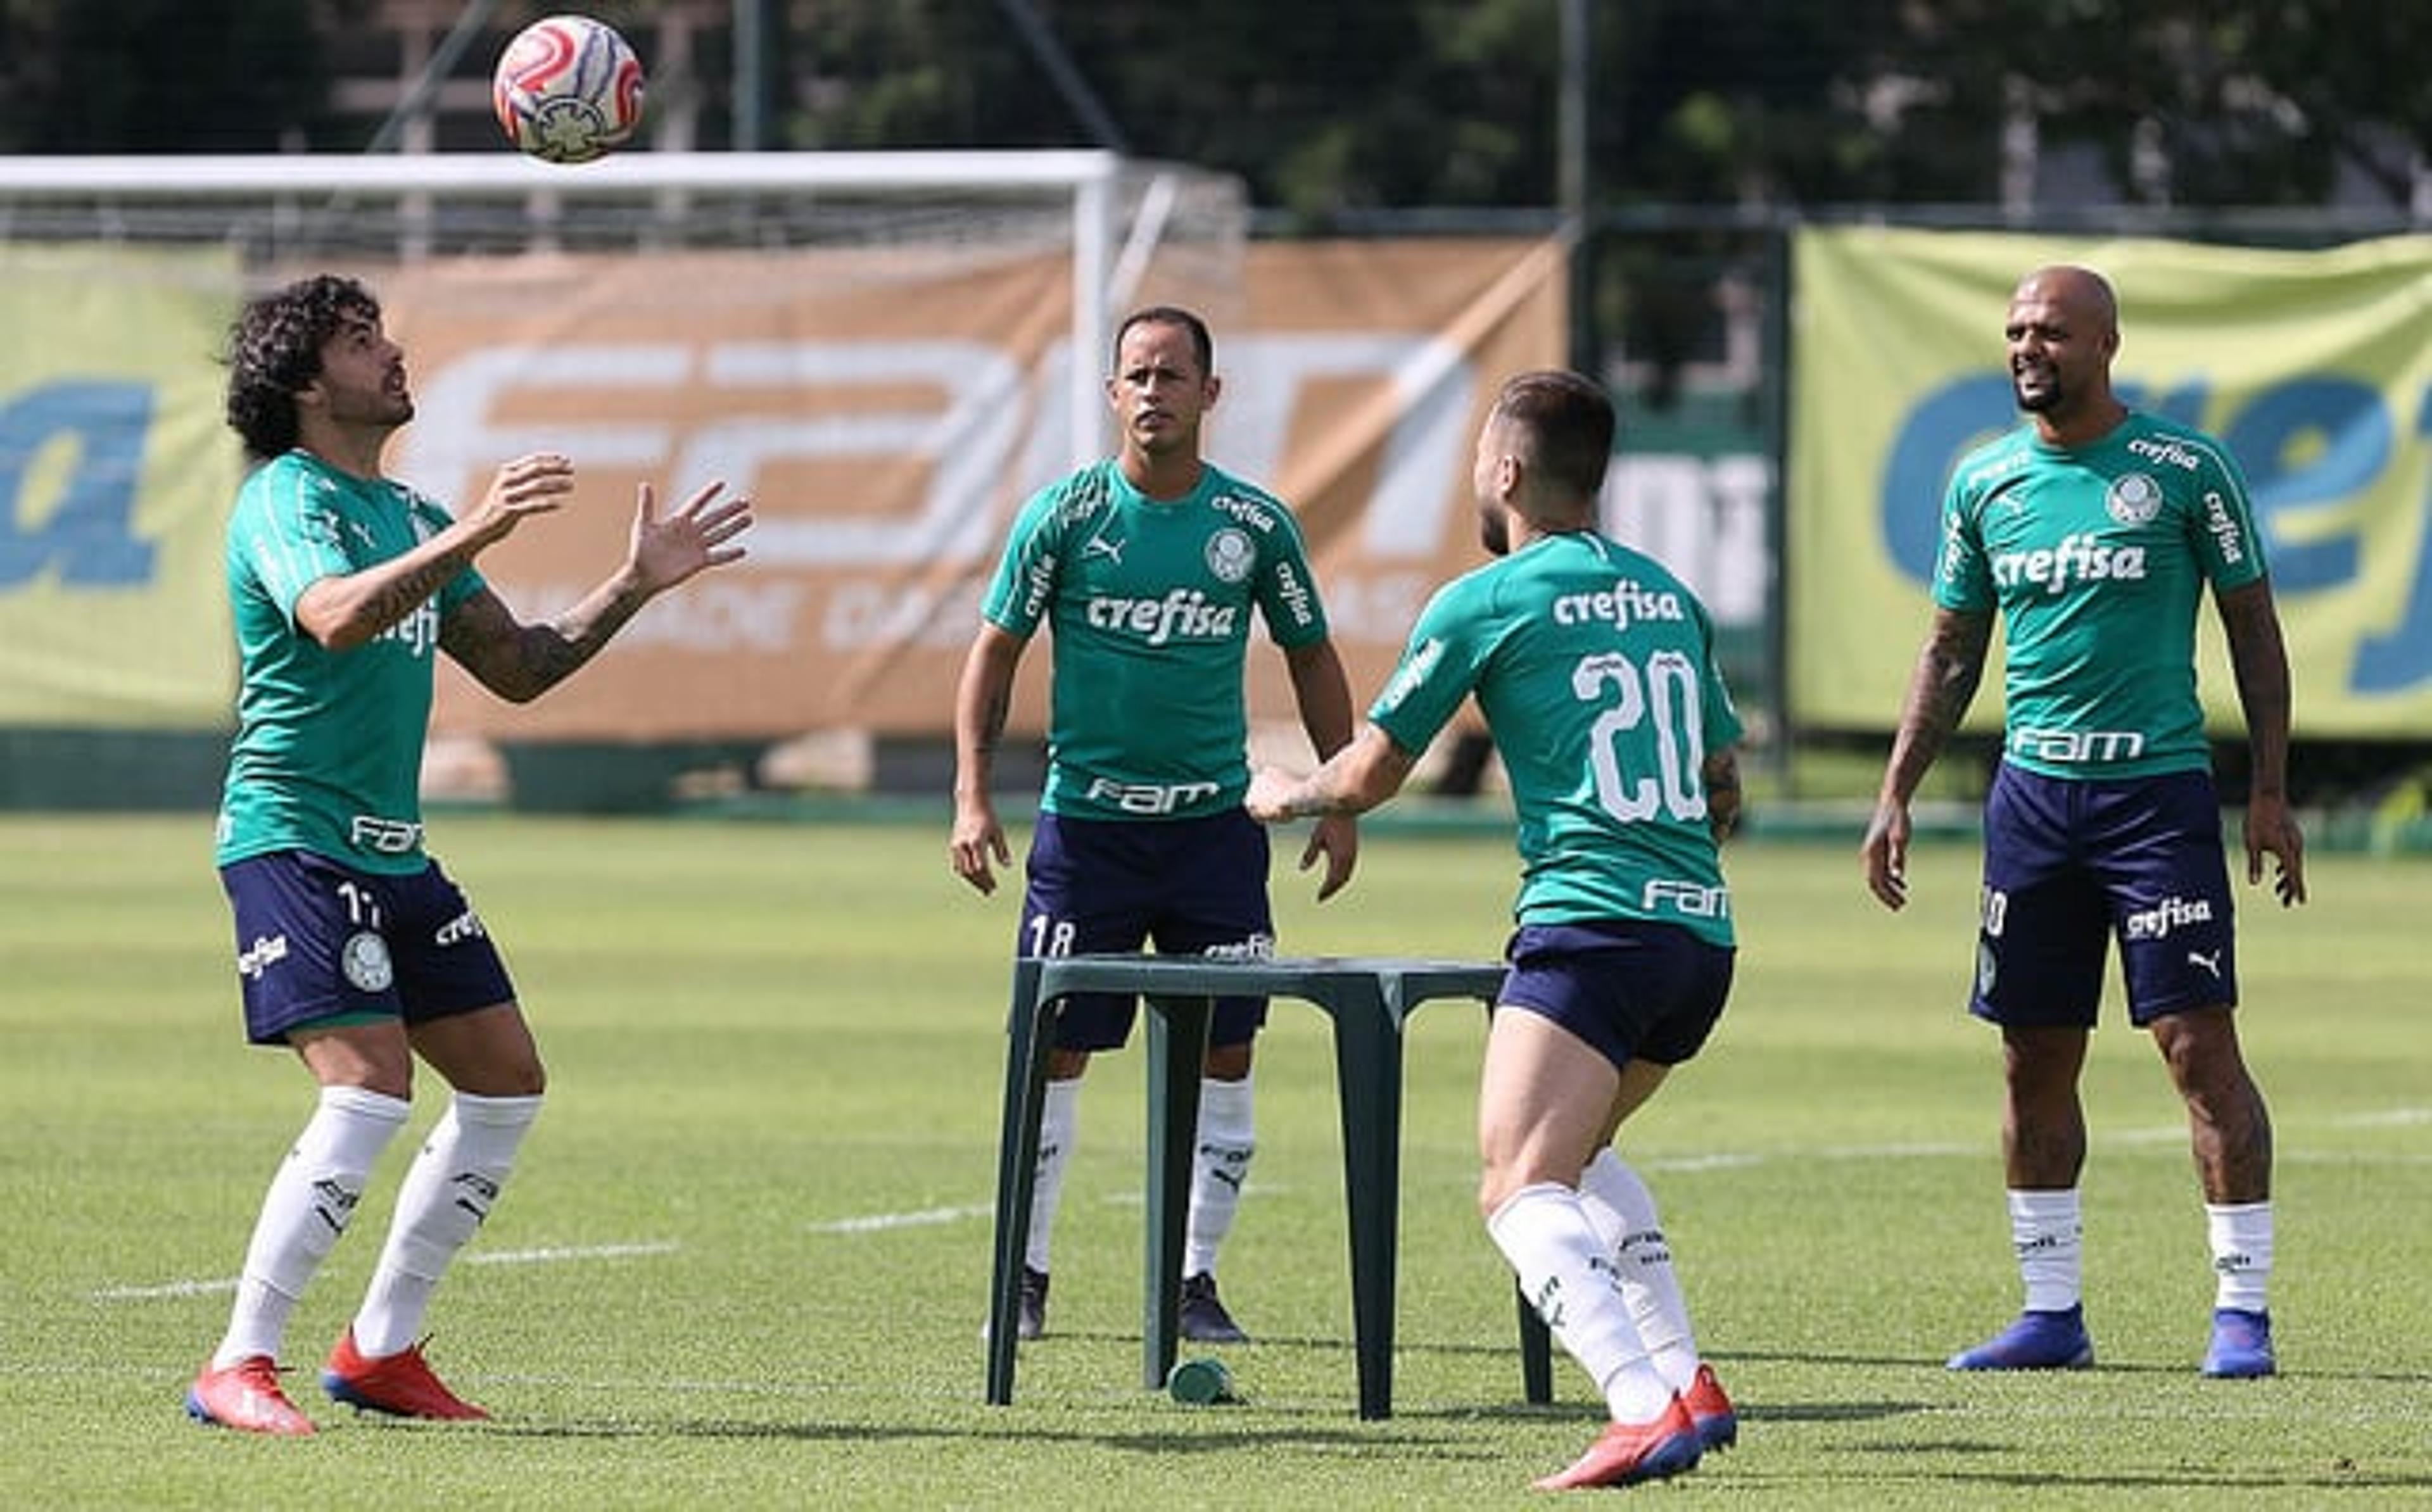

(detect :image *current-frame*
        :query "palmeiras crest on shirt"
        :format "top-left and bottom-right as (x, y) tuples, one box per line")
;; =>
(1204, 527), (1254, 584)
(2105, 472), (2163, 527)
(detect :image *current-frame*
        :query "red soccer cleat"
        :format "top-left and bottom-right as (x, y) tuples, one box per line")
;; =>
(1682, 1362), (1738, 1452)
(1532, 1395), (1702, 1491)
(187, 1354), (316, 1436)
(321, 1330), (490, 1421)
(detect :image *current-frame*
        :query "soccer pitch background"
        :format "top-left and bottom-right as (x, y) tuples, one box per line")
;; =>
(3, 814), (2424, 1508)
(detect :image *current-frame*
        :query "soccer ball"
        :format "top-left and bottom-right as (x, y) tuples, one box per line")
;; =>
(491, 15), (646, 165)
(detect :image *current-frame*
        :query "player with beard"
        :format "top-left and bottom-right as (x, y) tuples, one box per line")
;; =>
(190, 274), (751, 1434)
(1248, 370), (1744, 1489)
(1863, 265), (2305, 1378)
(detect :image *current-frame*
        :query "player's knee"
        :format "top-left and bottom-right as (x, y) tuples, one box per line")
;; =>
(464, 1059), (545, 1098)
(488, 1031), (547, 1096)
(1477, 1170), (1518, 1222)
(2153, 1005), (2244, 1083)
(1476, 1145), (1561, 1219)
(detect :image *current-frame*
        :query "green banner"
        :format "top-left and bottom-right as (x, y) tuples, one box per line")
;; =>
(1789, 227), (2432, 738)
(1, 244), (243, 728)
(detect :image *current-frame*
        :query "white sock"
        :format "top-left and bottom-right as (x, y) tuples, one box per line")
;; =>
(213, 1085), (410, 1369)
(1025, 1080), (1080, 1273)
(1488, 1182), (1672, 1423)
(1578, 1149), (1700, 1392)
(2010, 1188), (2084, 1313)
(350, 1092), (540, 1359)
(2206, 1200), (2273, 1312)
(1184, 1076), (1255, 1278)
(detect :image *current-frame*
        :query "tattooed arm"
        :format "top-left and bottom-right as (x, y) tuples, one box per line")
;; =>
(1704, 745), (1744, 842)
(1244, 724), (1417, 826)
(440, 478), (750, 704)
(293, 452), (576, 653)
(438, 579), (644, 706)
(1862, 607), (1993, 910)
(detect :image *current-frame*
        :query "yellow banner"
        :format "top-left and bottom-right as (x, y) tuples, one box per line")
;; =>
(1790, 227), (2432, 737)
(341, 238), (1564, 740)
(0, 244), (243, 726)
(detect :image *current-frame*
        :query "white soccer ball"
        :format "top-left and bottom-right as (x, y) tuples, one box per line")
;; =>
(491, 15), (647, 165)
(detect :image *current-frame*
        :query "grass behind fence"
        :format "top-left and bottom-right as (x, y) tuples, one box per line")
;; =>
(1, 813), (2425, 1509)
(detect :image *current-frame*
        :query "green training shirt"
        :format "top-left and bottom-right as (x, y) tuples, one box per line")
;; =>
(216, 450), (485, 874)
(1368, 531), (1742, 945)
(1934, 411), (2269, 780)
(980, 458), (1328, 821)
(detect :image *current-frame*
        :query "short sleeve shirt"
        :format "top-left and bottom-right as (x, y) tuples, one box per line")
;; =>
(1934, 412), (2268, 779)
(980, 460), (1328, 821)
(1368, 531), (1742, 945)
(215, 450), (484, 873)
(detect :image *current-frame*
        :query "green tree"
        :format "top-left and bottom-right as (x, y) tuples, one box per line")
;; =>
(4, 0), (2419, 217)
(0, 0), (330, 153)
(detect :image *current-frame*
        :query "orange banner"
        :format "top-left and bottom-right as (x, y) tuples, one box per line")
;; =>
(352, 239), (1561, 740)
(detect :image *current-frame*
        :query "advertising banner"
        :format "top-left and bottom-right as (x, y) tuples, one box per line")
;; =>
(350, 237), (1566, 740)
(1789, 227), (2432, 737)
(0, 244), (243, 726)
(0, 236), (1561, 744)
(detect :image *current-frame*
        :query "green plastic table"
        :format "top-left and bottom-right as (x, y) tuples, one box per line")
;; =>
(984, 952), (1554, 1420)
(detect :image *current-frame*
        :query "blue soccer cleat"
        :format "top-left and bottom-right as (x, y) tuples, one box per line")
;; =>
(1947, 1304), (2095, 1371)
(2201, 1307), (2275, 1378)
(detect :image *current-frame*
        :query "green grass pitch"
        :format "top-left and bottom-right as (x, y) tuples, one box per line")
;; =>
(1, 812), (2425, 1508)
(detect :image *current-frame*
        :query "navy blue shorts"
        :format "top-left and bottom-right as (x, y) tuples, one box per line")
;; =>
(1019, 808), (1275, 1052)
(1973, 762), (2238, 1030)
(220, 849), (517, 1046)
(1496, 920), (1734, 1073)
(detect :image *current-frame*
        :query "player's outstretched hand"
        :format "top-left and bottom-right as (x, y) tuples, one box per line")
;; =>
(467, 451), (577, 543)
(629, 479), (752, 595)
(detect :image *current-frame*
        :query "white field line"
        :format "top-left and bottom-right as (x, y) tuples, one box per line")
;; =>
(2105, 1106), (2432, 1147)
(467, 1240), (681, 1266)
(90, 1240), (680, 1304)
(805, 1202), (994, 1235)
(89, 1107), (2431, 1304)
(89, 1277), (238, 1301)
(2332, 1106), (2432, 1128)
